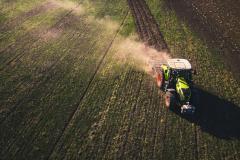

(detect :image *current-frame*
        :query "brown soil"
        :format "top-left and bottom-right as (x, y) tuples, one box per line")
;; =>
(127, 0), (169, 52)
(163, 0), (240, 78)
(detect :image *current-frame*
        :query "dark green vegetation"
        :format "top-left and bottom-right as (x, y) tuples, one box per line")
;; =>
(0, 0), (239, 159)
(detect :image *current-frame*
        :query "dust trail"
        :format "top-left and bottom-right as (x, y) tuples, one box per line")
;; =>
(87, 15), (120, 32)
(115, 36), (171, 74)
(49, 0), (85, 15)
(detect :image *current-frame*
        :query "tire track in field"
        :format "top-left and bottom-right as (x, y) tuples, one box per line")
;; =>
(0, 2), (81, 71)
(128, 0), (169, 52)
(128, 0), (150, 42)
(46, 11), (130, 160)
(135, 0), (159, 48)
(138, 0), (169, 52)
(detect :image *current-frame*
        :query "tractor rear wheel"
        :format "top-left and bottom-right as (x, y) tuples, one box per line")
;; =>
(156, 71), (164, 89)
(165, 91), (175, 109)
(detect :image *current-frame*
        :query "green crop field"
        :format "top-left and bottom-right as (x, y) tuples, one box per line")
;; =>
(0, 0), (239, 159)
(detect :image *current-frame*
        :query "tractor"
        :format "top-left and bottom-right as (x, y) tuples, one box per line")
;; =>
(150, 58), (197, 114)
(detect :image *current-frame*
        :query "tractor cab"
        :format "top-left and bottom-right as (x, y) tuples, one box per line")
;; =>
(166, 59), (193, 83)
(161, 59), (194, 90)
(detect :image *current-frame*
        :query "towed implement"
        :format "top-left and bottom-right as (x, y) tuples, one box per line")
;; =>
(150, 58), (198, 114)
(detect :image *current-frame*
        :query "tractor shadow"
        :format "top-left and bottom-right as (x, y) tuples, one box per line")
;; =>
(172, 87), (240, 139)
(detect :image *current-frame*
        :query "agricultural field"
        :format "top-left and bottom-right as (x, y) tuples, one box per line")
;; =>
(0, 0), (239, 159)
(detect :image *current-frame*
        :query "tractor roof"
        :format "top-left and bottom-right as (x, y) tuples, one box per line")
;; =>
(167, 59), (192, 70)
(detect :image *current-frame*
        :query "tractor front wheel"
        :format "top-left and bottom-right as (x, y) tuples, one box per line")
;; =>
(165, 91), (175, 109)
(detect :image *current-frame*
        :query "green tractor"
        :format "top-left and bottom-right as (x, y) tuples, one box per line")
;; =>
(150, 59), (197, 114)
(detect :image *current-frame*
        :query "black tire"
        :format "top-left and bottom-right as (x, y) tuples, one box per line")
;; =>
(165, 91), (175, 109)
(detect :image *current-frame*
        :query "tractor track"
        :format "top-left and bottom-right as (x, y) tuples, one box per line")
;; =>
(128, 0), (169, 52)
(46, 11), (130, 160)
(136, 0), (161, 49)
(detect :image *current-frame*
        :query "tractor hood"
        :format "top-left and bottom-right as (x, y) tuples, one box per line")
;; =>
(176, 77), (191, 102)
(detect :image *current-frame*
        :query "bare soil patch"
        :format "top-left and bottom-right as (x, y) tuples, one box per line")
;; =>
(127, 0), (169, 52)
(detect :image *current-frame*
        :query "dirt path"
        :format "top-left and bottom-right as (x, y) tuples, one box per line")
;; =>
(127, 0), (169, 52)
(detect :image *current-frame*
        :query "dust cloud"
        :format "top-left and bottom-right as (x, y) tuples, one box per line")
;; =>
(87, 15), (119, 32)
(115, 36), (171, 73)
(49, 0), (85, 15)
